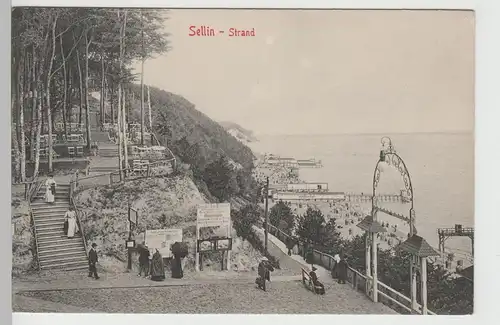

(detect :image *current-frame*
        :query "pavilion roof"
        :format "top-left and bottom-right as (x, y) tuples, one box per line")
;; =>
(356, 215), (387, 233)
(399, 235), (439, 257)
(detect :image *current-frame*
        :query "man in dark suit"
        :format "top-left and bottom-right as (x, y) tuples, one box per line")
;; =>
(88, 243), (99, 279)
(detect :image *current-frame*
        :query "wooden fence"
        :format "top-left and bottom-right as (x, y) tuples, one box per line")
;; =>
(267, 224), (436, 315)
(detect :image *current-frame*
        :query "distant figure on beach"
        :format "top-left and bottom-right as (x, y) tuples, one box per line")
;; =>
(256, 257), (274, 291)
(64, 206), (78, 239)
(138, 242), (150, 277)
(337, 255), (349, 284)
(150, 249), (165, 281)
(88, 243), (99, 280)
(44, 174), (57, 204)
(309, 267), (325, 295)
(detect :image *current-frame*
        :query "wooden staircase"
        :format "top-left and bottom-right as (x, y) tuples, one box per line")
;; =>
(31, 183), (88, 271)
(99, 146), (119, 157)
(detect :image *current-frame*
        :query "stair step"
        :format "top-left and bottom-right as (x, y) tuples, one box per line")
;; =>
(39, 249), (86, 259)
(36, 230), (67, 237)
(38, 241), (84, 251)
(34, 217), (66, 224)
(39, 254), (88, 266)
(37, 236), (84, 245)
(36, 223), (64, 231)
(31, 208), (68, 215)
(31, 203), (70, 209)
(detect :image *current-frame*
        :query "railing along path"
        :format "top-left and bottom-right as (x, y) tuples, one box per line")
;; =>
(266, 223), (436, 315)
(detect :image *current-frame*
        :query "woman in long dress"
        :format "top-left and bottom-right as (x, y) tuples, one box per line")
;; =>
(150, 249), (165, 281)
(64, 207), (78, 239)
(45, 175), (57, 204)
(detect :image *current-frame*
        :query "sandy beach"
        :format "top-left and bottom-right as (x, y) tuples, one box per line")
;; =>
(253, 157), (407, 252)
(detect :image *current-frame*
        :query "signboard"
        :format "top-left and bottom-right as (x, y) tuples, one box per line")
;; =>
(145, 229), (183, 258)
(196, 203), (232, 271)
(129, 207), (138, 225)
(125, 240), (136, 248)
(197, 203), (231, 228)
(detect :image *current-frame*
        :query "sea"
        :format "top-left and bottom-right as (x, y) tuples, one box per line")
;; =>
(248, 132), (474, 259)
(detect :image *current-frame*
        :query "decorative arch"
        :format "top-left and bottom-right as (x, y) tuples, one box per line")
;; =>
(371, 137), (416, 235)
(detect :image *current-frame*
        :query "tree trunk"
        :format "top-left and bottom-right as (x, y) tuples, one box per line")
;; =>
(140, 10), (145, 146)
(76, 49), (83, 128)
(147, 85), (153, 145)
(84, 32), (92, 150)
(60, 35), (68, 138)
(46, 15), (58, 173)
(18, 51), (27, 182)
(31, 46), (37, 161)
(117, 83), (124, 180)
(12, 56), (21, 183)
(121, 10), (129, 170)
(122, 85), (129, 169)
(100, 50), (105, 128)
(117, 10), (125, 180)
(67, 64), (73, 133)
(110, 78), (114, 125)
(33, 85), (43, 178)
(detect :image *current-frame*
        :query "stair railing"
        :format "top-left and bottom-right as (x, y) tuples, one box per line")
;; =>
(70, 175), (89, 259)
(25, 176), (43, 271)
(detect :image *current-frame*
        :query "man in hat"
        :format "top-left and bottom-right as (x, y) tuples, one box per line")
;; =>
(88, 243), (99, 279)
(309, 266), (325, 294)
(256, 256), (274, 291)
(138, 241), (150, 277)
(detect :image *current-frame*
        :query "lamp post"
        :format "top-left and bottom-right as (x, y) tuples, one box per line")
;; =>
(357, 137), (439, 314)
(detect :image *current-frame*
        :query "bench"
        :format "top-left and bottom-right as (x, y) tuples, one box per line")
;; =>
(301, 268), (322, 294)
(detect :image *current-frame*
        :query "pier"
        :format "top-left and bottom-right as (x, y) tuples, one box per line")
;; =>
(438, 225), (474, 256)
(346, 193), (404, 203)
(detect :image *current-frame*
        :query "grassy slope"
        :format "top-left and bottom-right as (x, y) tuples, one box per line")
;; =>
(11, 186), (35, 275)
(127, 84), (255, 170)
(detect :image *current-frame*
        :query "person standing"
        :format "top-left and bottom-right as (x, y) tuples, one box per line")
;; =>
(150, 249), (165, 281)
(256, 257), (274, 291)
(88, 243), (99, 279)
(138, 242), (150, 277)
(44, 174), (57, 204)
(64, 207), (78, 239)
(337, 255), (349, 284)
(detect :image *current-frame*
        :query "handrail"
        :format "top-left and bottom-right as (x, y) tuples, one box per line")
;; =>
(26, 181), (41, 271)
(70, 157), (176, 197)
(70, 175), (89, 258)
(378, 281), (412, 303)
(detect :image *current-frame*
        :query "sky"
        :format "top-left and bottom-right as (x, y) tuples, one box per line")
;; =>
(135, 9), (475, 136)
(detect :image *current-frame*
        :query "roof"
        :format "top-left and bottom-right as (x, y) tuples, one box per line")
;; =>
(356, 215), (387, 233)
(398, 235), (440, 257)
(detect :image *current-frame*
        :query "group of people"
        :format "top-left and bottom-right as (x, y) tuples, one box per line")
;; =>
(138, 242), (166, 281)
(255, 253), (349, 295)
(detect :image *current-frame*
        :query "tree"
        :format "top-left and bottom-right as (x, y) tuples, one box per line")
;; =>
(269, 200), (295, 234)
(232, 204), (261, 240)
(296, 207), (328, 245)
(203, 156), (236, 201)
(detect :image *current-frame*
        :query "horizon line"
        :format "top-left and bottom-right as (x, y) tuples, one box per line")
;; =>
(253, 130), (474, 137)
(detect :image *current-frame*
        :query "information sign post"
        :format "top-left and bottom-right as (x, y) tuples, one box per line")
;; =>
(196, 203), (231, 271)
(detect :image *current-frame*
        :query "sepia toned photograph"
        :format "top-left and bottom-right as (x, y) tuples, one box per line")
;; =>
(10, 7), (474, 315)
